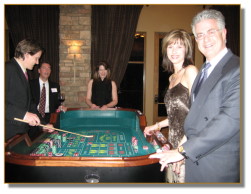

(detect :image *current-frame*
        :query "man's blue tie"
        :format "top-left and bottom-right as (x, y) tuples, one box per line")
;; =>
(193, 62), (211, 99)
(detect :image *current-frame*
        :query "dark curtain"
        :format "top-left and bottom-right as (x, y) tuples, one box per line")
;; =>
(5, 5), (60, 83)
(91, 5), (143, 87)
(211, 5), (240, 56)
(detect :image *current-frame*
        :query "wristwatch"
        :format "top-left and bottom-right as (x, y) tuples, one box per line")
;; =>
(178, 145), (188, 159)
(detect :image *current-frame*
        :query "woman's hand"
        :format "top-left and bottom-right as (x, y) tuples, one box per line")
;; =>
(100, 105), (108, 110)
(144, 124), (158, 136)
(91, 104), (100, 109)
(172, 159), (185, 174)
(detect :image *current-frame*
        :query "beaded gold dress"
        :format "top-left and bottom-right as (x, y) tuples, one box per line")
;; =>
(164, 82), (190, 183)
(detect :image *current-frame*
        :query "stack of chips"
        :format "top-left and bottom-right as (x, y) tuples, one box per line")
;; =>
(58, 133), (62, 141)
(43, 138), (51, 149)
(62, 133), (67, 142)
(131, 136), (138, 152)
(43, 144), (50, 152)
(55, 139), (62, 148)
(153, 131), (172, 152)
(155, 131), (167, 144)
(152, 139), (161, 152)
(74, 152), (79, 157)
(52, 144), (57, 154)
(162, 144), (171, 151)
(49, 139), (53, 148)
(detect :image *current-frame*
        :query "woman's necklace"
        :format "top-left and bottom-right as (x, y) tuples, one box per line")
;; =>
(171, 67), (184, 81)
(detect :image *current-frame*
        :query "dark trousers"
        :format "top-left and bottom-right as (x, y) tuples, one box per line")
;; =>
(44, 113), (51, 123)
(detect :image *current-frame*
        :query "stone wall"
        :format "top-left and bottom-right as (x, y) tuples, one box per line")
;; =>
(59, 5), (91, 108)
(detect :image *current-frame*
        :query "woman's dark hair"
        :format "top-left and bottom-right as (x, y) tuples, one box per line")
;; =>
(93, 61), (111, 80)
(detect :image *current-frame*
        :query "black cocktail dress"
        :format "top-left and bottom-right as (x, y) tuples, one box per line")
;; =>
(91, 78), (112, 107)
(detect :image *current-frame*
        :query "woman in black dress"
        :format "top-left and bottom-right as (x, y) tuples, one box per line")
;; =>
(86, 61), (118, 110)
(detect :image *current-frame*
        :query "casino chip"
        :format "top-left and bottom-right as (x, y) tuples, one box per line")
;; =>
(55, 153), (64, 157)
(74, 152), (79, 156)
(48, 152), (53, 157)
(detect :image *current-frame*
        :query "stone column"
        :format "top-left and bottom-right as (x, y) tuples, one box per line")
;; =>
(59, 5), (91, 108)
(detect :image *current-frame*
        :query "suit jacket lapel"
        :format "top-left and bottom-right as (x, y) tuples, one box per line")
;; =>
(190, 63), (205, 104)
(14, 59), (31, 107)
(15, 63), (29, 87)
(190, 50), (234, 112)
(35, 79), (41, 105)
(49, 81), (53, 112)
(13, 58), (29, 89)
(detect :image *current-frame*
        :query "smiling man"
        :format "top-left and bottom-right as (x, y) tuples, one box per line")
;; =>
(149, 9), (240, 183)
(30, 62), (66, 124)
(5, 39), (53, 141)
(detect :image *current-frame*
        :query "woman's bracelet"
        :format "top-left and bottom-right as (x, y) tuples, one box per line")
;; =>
(155, 122), (161, 130)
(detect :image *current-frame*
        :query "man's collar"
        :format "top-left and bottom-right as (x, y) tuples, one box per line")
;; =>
(14, 57), (26, 73)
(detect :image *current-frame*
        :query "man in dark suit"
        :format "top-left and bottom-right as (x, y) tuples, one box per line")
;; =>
(30, 62), (66, 124)
(149, 9), (240, 183)
(5, 39), (53, 142)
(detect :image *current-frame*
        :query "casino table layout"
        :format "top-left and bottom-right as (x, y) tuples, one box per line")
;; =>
(5, 108), (166, 183)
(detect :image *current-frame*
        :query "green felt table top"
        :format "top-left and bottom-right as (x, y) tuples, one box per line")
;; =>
(9, 110), (158, 157)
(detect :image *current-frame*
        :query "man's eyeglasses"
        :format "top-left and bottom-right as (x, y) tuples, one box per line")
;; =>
(196, 29), (221, 40)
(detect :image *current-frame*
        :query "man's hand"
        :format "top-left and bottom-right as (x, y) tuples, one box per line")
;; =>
(57, 105), (67, 112)
(24, 112), (40, 126)
(149, 149), (185, 171)
(42, 124), (54, 133)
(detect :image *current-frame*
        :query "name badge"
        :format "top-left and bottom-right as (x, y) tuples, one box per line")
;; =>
(51, 88), (58, 93)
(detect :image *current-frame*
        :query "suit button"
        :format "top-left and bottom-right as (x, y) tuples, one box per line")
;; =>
(204, 117), (208, 121)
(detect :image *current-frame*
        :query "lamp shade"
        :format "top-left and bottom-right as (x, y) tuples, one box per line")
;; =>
(69, 45), (80, 54)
